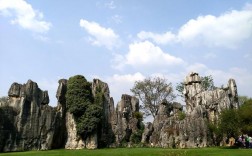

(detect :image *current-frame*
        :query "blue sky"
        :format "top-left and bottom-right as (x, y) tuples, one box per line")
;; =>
(0, 0), (252, 106)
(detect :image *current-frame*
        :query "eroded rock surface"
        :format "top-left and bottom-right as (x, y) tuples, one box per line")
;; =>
(146, 72), (239, 148)
(0, 80), (56, 151)
(112, 94), (142, 146)
(0, 72), (239, 151)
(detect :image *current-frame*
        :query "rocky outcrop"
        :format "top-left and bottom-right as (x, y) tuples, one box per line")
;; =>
(141, 122), (153, 144)
(112, 94), (142, 146)
(184, 73), (239, 122)
(64, 112), (85, 149)
(1, 72), (239, 151)
(52, 79), (67, 149)
(146, 72), (239, 148)
(92, 79), (115, 148)
(64, 79), (115, 149)
(0, 80), (56, 151)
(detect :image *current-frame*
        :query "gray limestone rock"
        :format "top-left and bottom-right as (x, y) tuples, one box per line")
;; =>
(146, 72), (239, 148)
(0, 80), (56, 152)
(51, 79), (68, 149)
(1, 72), (237, 151)
(112, 94), (141, 146)
(141, 122), (153, 144)
(92, 79), (115, 148)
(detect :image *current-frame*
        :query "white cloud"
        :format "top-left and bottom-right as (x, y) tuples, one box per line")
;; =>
(0, 0), (51, 33)
(137, 31), (176, 45)
(106, 72), (145, 104)
(112, 41), (184, 70)
(80, 19), (120, 50)
(137, 5), (252, 48)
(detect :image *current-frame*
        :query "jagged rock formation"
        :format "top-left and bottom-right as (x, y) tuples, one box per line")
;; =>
(0, 72), (239, 151)
(112, 94), (142, 146)
(0, 76), (142, 152)
(145, 72), (239, 148)
(184, 73), (239, 122)
(0, 80), (57, 151)
(92, 79), (115, 148)
(141, 122), (153, 144)
(52, 79), (67, 149)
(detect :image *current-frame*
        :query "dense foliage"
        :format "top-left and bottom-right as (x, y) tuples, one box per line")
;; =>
(131, 77), (175, 118)
(66, 75), (93, 116)
(66, 75), (102, 139)
(238, 99), (252, 135)
(219, 109), (240, 138)
(209, 98), (252, 143)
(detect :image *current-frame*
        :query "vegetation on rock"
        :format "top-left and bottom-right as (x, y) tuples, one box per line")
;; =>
(66, 75), (102, 139)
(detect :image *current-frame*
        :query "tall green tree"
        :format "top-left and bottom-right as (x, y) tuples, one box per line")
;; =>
(131, 77), (175, 118)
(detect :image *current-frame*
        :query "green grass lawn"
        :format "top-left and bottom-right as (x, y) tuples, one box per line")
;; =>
(0, 147), (252, 156)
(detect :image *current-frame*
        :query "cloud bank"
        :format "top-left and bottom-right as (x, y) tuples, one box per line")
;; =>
(0, 0), (51, 33)
(138, 6), (252, 48)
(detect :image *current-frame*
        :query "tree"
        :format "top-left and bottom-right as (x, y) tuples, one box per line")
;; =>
(201, 75), (215, 91)
(66, 75), (102, 139)
(238, 96), (250, 105)
(210, 98), (252, 144)
(238, 99), (252, 135)
(176, 75), (215, 98)
(219, 109), (240, 138)
(131, 77), (175, 118)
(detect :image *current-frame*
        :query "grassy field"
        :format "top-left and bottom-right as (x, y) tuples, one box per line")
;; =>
(0, 147), (252, 156)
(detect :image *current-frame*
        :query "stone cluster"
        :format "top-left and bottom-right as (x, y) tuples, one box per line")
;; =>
(0, 72), (239, 151)
(142, 72), (239, 148)
(0, 78), (142, 152)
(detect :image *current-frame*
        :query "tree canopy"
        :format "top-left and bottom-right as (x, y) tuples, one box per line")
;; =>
(131, 77), (175, 118)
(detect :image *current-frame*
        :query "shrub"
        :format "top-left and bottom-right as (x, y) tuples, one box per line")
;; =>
(133, 112), (143, 121)
(178, 111), (186, 120)
(130, 130), (143, 144)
